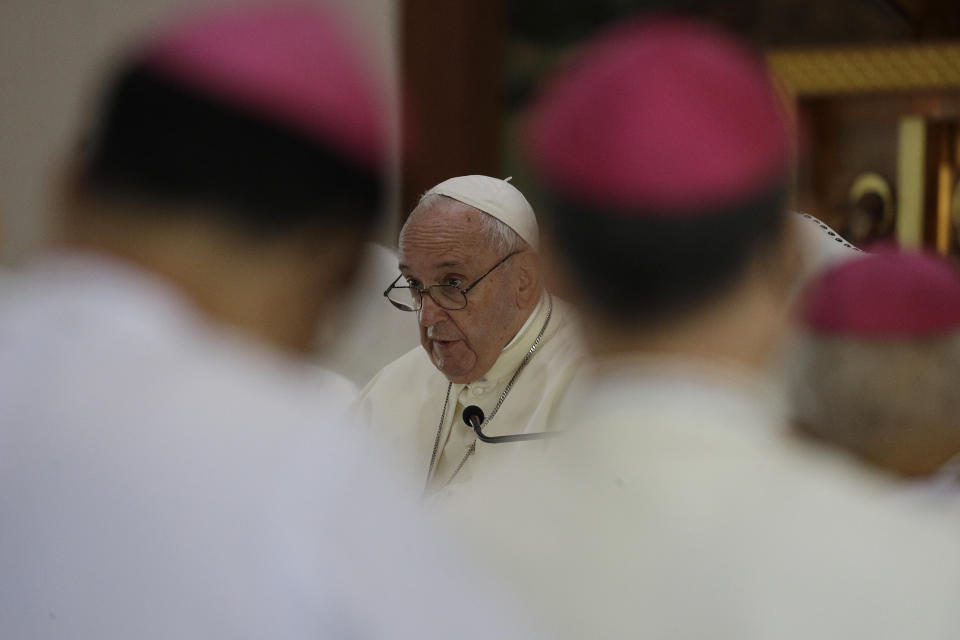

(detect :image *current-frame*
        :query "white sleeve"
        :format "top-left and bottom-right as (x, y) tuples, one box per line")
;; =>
(793, 211), (861, 284)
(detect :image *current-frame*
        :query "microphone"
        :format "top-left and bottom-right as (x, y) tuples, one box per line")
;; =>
(462, 405), (559, 444)
(462, 405), (485, 430)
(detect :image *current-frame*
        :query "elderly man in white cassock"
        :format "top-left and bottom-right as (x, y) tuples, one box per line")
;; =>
(443, 17), (960, 639)
(358, 175), (583, 493)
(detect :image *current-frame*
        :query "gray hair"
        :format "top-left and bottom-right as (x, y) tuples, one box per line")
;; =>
(407, 193), (529, 256)
(788, 332), (960, 468)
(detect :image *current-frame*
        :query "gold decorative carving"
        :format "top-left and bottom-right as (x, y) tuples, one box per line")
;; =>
(767, 44), (960, 95)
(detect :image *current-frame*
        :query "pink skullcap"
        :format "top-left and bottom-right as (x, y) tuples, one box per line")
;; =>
(800, 251), (960, 338)
(527, 17), (794, 214)
(141, 3), (386, 169)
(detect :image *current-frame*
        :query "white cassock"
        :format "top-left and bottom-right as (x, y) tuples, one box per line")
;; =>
(357, 291), (583, 493)
(445, 357), (960, 639)
(0, 251), (538, 639)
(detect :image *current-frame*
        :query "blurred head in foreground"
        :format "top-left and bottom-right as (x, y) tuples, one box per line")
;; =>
(64, 3), (387, 354)
(527, 18), (798, 368)
(792, 251), (960, 477)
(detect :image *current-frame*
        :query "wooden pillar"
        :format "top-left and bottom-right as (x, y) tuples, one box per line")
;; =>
(400, 0), (506, 220)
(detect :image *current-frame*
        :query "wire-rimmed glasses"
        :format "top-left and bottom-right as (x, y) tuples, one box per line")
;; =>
(383, 251), (520, 312)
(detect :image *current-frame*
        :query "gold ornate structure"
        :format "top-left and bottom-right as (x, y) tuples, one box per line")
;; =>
(768, 43), (960, 95)
(767, 42), (960, 253)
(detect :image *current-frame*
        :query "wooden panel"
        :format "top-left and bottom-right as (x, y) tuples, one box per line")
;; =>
(401, 0), (506, 218)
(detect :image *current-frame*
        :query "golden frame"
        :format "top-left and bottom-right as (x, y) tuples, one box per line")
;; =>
(767, 42), (960, 95)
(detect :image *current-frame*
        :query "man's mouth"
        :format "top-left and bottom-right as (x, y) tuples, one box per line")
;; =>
(432, 338), (460, 352)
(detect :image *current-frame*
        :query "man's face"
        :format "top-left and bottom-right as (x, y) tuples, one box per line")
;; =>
(398, 202), (523, 384)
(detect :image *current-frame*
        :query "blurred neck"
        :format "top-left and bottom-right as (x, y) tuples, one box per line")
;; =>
(586, 270), (791, 375)
(866, 437), (960, 478)
(60, 206), (353, 355)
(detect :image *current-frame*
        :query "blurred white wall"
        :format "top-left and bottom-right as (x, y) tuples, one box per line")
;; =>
(319, 242), (419, 387)
(0, 0), (399, 264)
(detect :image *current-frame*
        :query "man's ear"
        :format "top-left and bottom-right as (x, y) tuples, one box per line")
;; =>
(513, 250), (542, 308)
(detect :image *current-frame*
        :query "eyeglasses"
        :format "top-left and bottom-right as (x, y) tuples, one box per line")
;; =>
(383, 251), (520, 312)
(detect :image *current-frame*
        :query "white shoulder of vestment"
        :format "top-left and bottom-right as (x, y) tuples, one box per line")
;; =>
(359, 344), (440, 396)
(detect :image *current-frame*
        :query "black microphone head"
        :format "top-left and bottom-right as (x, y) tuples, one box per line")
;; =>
(462, 405), (485, 427)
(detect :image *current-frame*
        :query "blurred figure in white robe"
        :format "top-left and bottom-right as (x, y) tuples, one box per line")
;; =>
(0, 5), (538, 639)
(791, 249), (960, 487)
(445, 16), (960, 639)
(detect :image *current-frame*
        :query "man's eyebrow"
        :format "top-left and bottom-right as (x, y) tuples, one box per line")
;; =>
(397, 261), (463, 271)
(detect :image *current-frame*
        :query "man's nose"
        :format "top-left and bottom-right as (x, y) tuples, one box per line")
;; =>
(418, 292), (448, 327)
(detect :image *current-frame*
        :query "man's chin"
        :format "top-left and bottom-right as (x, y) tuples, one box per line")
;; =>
(432, 354), (476, 383)
(441, 366), (485, 384)
(434, 359), (472, 383)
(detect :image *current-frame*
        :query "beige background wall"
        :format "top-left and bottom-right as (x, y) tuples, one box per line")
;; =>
(0, 0), (399, 264)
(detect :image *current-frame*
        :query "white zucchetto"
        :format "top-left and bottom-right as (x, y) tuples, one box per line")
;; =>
(425, 175), (540, 250)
